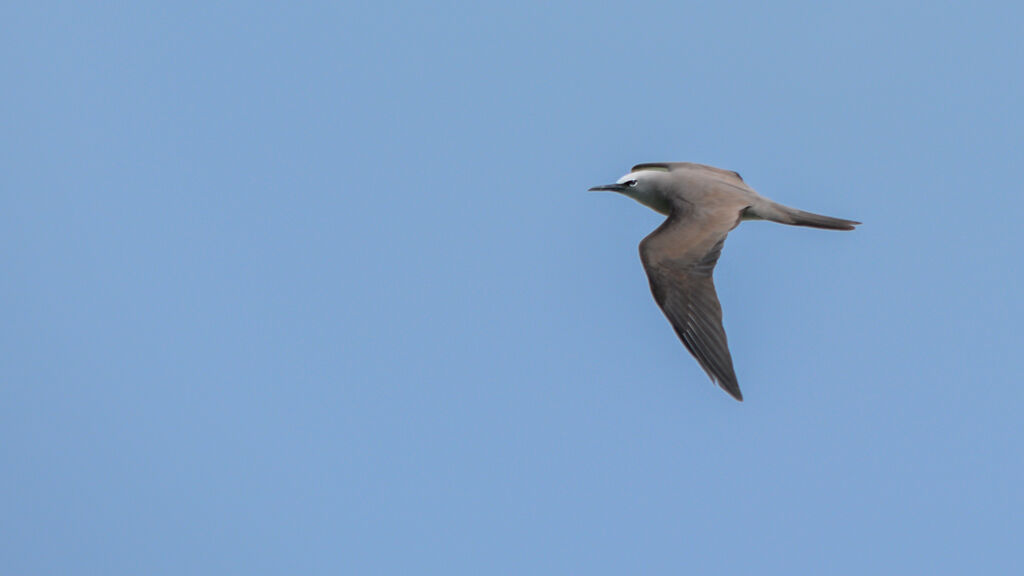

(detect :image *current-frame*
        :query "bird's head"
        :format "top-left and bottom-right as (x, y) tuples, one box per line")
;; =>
(589, 167), (671, 215)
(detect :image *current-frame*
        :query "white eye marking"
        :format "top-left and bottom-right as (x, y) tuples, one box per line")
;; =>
(616, 172), (641, 185)
(627, 180), (638, 187)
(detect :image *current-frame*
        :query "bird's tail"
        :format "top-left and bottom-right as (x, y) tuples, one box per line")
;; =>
(749, 201), (860, 231)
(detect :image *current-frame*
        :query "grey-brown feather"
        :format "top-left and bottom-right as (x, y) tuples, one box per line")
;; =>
(753, 204), (861, 230)
(640, 217), (743, 401)
(616, 161), (859, 401)
(632, 162), (744, 182)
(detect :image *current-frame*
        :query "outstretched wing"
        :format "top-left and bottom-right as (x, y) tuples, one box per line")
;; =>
(639, 207), (744, 401)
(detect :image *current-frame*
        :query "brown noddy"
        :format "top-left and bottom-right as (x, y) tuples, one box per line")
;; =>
(590, 162), (859, 401)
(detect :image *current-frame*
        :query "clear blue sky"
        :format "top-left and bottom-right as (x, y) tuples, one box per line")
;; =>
(4, 2), (1022, 574)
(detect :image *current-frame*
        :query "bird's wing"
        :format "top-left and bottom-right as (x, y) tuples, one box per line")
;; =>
(639, 205), (745, 401)
(632, 162), (745, 183)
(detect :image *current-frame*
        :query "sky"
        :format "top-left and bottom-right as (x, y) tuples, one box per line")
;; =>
(3, 1), (1023, 574)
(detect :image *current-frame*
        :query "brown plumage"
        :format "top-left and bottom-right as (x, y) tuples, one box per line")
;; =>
(590, 162), (859, 401)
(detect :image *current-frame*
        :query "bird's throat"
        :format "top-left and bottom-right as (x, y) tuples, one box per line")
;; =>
(623, 189), (672, 216)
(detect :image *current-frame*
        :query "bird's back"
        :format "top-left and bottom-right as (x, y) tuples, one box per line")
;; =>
(659, 163), (762, 218)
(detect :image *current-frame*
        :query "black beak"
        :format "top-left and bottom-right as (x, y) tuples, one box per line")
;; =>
(588, 183), (627, 192)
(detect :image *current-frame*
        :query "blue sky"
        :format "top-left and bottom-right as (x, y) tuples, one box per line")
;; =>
(3, 1), (1022, 574)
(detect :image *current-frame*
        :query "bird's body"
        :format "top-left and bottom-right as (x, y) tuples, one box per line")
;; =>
(590, 162), (859, 401)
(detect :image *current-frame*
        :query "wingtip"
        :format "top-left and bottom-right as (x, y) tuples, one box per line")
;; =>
(718, 380), (743, 402)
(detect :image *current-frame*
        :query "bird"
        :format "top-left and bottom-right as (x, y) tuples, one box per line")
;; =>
(589, 162), (859, 401)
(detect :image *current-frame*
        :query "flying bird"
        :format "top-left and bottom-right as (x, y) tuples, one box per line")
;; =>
(590, 162), (859, 401)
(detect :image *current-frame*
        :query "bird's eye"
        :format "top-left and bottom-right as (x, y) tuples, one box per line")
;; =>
(627, 180), (638, 187)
